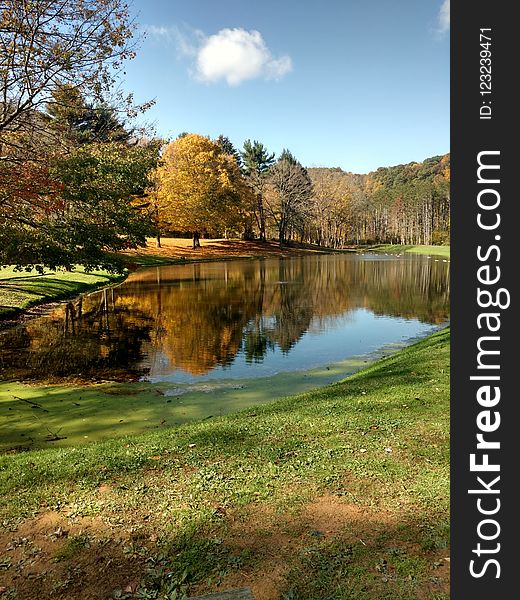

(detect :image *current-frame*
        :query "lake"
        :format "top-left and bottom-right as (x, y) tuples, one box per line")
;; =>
(0, 254), (450, 385)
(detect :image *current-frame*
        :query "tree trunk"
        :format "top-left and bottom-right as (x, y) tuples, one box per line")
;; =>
(192, 231), (201, 249)
(257, 195), (266, 241)
(278, 220), (286, 247)
(155, 204), (161, 248)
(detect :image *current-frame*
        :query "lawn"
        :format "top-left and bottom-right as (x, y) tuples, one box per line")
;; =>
(0, 266), (125, 319)
(359, 245), (450, 258)
(121, 237), (329, 268)
(0, 328), (450, 599)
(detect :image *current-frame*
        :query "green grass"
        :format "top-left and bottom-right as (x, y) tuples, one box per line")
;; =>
(360, 244), (450, 258)
(53, 533), (91, 561)
(0, 328), (450, 598)
(280, 534), (449, 600)
(0, 266), (125, 318)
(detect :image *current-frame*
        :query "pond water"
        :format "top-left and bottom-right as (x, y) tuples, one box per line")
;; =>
(0, 254), (450, 384)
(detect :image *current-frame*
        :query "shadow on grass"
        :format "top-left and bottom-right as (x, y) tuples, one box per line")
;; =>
(1, 276), (111, 293)
(0, 495), (449, 600)
(0, 272), (50, 281)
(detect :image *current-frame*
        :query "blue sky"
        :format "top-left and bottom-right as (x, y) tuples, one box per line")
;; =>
(123, 0), (450, 173)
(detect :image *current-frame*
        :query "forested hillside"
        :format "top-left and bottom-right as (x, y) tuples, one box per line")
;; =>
(305, 154), (450, 248)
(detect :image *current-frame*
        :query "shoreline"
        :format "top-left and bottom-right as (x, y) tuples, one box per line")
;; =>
(0, 267), (126, 325)
(0, 241), (329, 325)
(0, 323), (448, 452)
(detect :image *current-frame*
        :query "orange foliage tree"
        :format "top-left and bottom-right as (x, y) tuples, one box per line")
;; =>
(154, 134), (252, 248)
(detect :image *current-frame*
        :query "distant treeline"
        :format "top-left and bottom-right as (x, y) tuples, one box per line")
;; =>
(154, 134), (450, 250)
(305, 154), (450, 248)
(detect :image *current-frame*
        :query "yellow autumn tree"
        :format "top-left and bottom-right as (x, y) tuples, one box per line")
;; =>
(155, 134), (251, 247)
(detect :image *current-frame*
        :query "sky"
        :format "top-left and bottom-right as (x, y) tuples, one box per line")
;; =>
(122, 0), (450, 173)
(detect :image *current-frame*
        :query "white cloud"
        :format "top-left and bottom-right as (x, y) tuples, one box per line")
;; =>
(195, 28), (292, 85)
(145, 25), (171, 38)
(144, 24), (201, 57)
(438, 0), (450, 34)
(145, 25), (292, 86)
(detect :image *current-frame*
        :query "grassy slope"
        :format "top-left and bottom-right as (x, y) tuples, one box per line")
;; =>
(361, 245), (450, 258)
(0, 328), (450, 599)
(0, 266), (125, 318)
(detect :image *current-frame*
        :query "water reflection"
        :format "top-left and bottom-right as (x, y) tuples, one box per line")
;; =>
(0, 255), (449, 383)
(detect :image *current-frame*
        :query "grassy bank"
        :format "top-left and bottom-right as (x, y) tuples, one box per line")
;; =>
(358, 244), (450, 258)
(0, 328), (450, 599)
(0, 267), (125, 319)
(124, 239), (451, 267)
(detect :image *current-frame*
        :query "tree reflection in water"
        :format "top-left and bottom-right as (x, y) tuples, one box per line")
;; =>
(0, 255), (449, 382)
(0, 287), (155, 381)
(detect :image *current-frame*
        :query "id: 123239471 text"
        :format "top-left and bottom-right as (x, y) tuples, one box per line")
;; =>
(480, 28), (492, 119)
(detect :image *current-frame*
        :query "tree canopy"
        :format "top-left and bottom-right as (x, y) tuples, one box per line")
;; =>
(154, 134), (252, 245)
(240, 139), (276, 241)
(0, 0), (146, 144)
(46, 85), (132, 146)
(1, 139), (160, 271)
(0, 0), (159, 272)
(267, 152), (313, 244)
